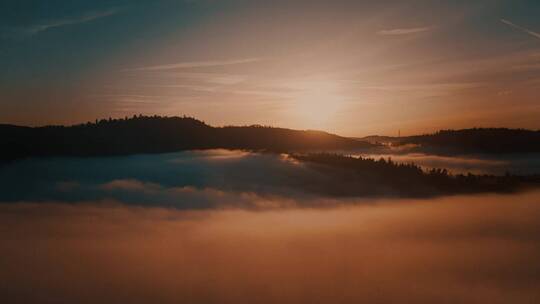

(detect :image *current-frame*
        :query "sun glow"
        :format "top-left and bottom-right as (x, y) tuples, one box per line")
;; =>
(289, 79), (345, 130)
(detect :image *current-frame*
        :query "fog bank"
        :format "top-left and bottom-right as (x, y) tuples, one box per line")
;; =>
(2, 191), (540, 303)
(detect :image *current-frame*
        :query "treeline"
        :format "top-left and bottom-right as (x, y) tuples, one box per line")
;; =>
(0, 115), (374, 161)
(291, 153), (540, 197)
(399, 128), (540, 154)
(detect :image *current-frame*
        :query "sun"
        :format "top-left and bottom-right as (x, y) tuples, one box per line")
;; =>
(290, 80), (345, 130)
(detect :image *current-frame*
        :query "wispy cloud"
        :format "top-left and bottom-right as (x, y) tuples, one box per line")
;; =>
(501, 19), (540, 40)
(511, 63), (540, 71)
(21, 9), (120, 35)
(377, 26), (431, 36)
(129, 58), (263, 71)
(167, 72), (247, 85)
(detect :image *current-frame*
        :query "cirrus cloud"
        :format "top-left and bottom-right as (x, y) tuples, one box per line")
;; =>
(377, 26), (432, 36)
(501, 19), (540, 40)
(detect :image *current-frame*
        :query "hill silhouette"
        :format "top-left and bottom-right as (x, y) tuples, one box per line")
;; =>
(292, 153), (540, 197)
(0, 115), (374, 161)
(361, 128), (540, 154)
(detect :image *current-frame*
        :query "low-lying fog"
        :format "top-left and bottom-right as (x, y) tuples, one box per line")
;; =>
(2, 150), (540, 207)
(2, 150), (540, 303)
(2, 191), (540, 303)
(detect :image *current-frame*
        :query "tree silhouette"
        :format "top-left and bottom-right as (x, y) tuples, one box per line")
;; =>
(0, 115), (375, 161)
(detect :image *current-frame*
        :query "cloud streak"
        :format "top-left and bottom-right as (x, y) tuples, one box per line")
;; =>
(377, 26), (431, 36)
(501, 19), (540, 40)
(22, 9), (119, 35)
(129, 58), (263, 71)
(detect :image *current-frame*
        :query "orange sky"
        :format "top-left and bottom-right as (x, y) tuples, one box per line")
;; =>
(1, 0), (539, 136)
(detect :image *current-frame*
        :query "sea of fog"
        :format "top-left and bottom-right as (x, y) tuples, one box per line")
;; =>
(1, 150), (540, 303)
(2, 192), (540, 303)
(2, 149), (540, 207)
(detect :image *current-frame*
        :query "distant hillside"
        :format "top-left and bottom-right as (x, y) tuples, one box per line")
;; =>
(292, 153), (540, 197)
(399, 128), (540, 154)
(356, 135), (402, 145)
(0, 115), (375, 161)
(359, 128), (540, 154)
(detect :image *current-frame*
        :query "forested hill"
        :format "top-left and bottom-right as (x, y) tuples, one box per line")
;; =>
(400, 128), (540, 154)
(0, 116), (374, 160)
(291, 153), (540, 197)
(360, 128), (540, 154)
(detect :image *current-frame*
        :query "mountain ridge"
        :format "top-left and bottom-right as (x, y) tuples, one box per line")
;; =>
(0, 115), (375, 161)
(359, 128), (540, 154)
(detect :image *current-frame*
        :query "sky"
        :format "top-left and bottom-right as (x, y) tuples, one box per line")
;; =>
(1, 0), (539, 136)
